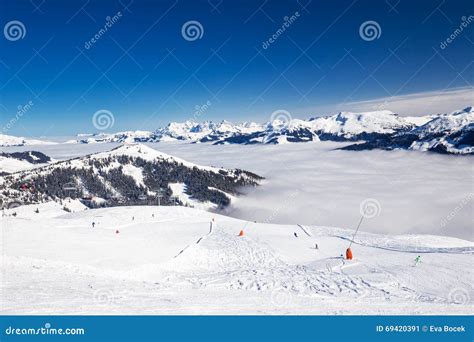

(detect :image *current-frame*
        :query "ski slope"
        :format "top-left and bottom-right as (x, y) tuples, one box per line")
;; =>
(1, 203), (472, 315)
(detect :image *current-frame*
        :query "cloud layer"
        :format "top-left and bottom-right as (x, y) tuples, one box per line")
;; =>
(305, 87), (473, 117)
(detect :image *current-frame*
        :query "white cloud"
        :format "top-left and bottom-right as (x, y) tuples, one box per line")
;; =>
(303, 87), (473, 117)
(151, 143), (473, 240)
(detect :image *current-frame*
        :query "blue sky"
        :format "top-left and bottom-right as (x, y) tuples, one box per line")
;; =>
(0, 0), (473, 136)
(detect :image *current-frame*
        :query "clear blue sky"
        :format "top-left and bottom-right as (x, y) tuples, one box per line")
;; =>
(0, 0), (472, 136)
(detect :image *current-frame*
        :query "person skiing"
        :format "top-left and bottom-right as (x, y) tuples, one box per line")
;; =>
(132, 216), (135, 221)
(315, 243), (318, 250)
(414, 255), (421, 266)
(294, 232), (298, 238)
(92, 222), (95, 228)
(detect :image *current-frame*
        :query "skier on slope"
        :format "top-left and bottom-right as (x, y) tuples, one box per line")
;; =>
(92, 222), (95, 228)
(414, 255), (421, 266)
(294, 232), (298, 238)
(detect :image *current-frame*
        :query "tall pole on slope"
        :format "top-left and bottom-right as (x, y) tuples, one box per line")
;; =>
(349, 214), (365, 249)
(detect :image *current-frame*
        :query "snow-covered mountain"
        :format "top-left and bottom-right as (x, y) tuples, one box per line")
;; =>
(409, 107), (474, 154)
(68, 131), (161, 144)
(0, 134), (56, 147)
(67, 121), (264, 144)
(310, 110), (414, 139)
(66, 110), (426, 145)
(4, 107), (473, 154)
(344, 107), (474, 154)
(0, 144), (262, 210)
(0, 151), (52, 175)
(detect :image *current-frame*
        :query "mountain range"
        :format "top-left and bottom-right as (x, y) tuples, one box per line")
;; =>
(1, 107), (472, 154)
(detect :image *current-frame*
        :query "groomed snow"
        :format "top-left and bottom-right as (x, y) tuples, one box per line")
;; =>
(1, 203), (472, 315)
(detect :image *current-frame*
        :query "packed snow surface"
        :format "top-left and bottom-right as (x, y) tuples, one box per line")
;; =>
(1, 203), (472, 315)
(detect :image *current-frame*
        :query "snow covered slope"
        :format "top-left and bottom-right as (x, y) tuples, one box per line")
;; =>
(409, 107), (474, 154)
(0, 151), (52, 174)
(1, 203), (472, 314)
(310, 110), (413, 138)
(71, 131), (161, 144)
(344, 107), (474, 154)
(0, 143), (262, 210)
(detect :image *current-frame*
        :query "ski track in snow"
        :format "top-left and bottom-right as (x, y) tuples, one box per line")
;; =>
(174, 220), (214, 258)
(333, 235), (474, 254)
(297, 224), (313, 237)
(1, 204), (472, 315)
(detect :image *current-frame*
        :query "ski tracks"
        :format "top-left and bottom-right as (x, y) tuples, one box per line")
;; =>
(173, 220), (214, 258)
(296, 224), (312, 237)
